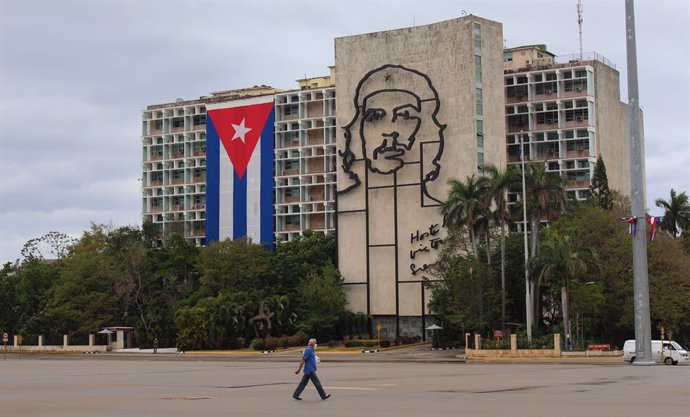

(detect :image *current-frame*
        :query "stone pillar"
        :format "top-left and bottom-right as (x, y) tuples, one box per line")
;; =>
(554, 333), (561, 355)
(38, 335), (44, 347)
(13, 335), (18, 346)
(474, 333), (482, 351)
(465, 333), (471, 349)
(88, 334), (95, 347)
(63, 334), (69, 347)
(511, 334), (517, 352)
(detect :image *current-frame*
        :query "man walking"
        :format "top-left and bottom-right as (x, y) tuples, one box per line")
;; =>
(293, 338), (331, 400)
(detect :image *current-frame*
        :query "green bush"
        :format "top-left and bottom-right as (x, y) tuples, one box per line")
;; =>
(344, 340), (363, 347)
(250, 338), (266, 351)
(379, 340), (391, 348)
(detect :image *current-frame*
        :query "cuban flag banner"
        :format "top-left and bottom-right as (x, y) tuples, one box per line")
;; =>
(619, 216), (638, 237)
(646, 216), (662, 241)
(206, 97), (274, 246)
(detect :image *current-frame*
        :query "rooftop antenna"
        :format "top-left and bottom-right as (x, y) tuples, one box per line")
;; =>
(577, 0), (584, 60)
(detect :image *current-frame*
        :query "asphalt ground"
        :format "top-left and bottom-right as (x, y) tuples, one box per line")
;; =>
(1, 350), (688, 417)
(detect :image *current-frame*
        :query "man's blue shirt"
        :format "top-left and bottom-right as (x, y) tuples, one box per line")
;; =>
(302, 346), (317, 374)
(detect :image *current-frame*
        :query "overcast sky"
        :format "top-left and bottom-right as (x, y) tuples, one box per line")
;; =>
(1, 0), (688, 264)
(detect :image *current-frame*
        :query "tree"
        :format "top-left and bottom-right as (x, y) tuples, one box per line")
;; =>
(442, 175), (488, 256)
(520, 161), (567, 327)
(427, 231), (499, 342)
(588, 155), (613, 210)
(655, 188), (690, 238)
(294, 265), (347, 341)
(481, 163), (520, 333)
(197, 237), (271, 296)
(529, 228), (599, 349)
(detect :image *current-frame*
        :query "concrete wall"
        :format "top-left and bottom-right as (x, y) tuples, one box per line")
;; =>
(592, 61), (634, 198)
(334, 15), (504, 336)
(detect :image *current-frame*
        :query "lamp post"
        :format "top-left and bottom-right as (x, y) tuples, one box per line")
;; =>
(520, 131), (533, 342)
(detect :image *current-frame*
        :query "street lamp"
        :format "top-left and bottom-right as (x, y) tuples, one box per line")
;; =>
(520, 131), (532, 342)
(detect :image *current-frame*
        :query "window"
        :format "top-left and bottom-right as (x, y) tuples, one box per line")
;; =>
(475, 88), (483, 116)
(473, 23), (481, 49)
(192, 115), (206, 126)
(475, 55), (482, 82)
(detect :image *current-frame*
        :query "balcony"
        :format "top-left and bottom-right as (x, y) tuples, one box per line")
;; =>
(170, 204), (184, 212)
(565, 149), (590, 158)
(185, 229), (206, 237)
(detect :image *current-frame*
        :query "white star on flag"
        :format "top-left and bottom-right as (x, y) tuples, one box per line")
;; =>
(231, 118), (252, 142)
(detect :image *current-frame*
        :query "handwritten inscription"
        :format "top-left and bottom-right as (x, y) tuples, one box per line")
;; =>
(409, 224), (444, 275)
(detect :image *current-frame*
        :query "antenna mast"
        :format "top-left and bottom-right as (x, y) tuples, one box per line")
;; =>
(577, 0), (584, 60)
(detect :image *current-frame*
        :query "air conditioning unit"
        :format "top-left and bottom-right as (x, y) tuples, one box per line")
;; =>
(576, 87), (583, 92)
(576, 145), (584, 151)
(545, 89), (553, 94)
(576, 116), (584, 122)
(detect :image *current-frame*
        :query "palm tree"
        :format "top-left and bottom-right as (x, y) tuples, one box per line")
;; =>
(442, 175), (488, 256)
(655, 189), (690, 238)
(530, 229), (598, 350)
(481, 163), (520, 333)
(524, 162), (568, 256)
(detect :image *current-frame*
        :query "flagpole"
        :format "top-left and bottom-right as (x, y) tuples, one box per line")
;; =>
(625, 0), (653, 365)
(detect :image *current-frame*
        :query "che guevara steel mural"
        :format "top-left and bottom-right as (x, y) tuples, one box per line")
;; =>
(337, 64), (447, 337)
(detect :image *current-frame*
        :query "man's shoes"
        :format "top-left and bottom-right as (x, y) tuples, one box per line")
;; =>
(322, 394), (331, 400)
(292, 396), (302, 400)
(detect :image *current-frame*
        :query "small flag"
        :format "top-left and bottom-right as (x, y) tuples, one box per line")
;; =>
(619, 217), (638, 237)
(646, 216), (662, 241)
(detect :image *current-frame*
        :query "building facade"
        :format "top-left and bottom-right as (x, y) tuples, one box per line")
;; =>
(334, 16), (506, 338)
(141, 98), (208, 246)
(274, 73), (337, 242)
(504, 45), (632, 208)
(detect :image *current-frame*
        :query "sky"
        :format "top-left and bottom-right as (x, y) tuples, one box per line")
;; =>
(1, 0), (688, 264)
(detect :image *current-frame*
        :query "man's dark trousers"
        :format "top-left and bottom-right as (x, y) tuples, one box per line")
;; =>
(293, 372), (327, 399)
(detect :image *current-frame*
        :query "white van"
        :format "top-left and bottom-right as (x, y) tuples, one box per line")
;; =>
(623, 340), (689, 365)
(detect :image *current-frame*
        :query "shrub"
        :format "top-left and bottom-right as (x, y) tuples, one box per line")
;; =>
(288, 335), (302, 347)
(326, 341), (339, 348)
(344, 340), (363, 347)
(278, 335), (290, 349)
(250, 338), (266, 351)
(294, 330), (309, 345)
(361, 340), (376, 348)
(379, 340), (391, 348)
(264, 336), (280, 351)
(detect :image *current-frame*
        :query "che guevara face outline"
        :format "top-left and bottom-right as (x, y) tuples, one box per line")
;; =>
(359, 90), (422, 175)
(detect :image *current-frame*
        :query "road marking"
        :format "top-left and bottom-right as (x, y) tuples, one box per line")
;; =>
(307, 386), (378, 391)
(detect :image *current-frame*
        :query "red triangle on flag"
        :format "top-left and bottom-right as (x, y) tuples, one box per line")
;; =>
(208, 102), (274, 179)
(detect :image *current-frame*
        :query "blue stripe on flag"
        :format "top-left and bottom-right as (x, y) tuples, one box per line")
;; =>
(233, 170), (247, 239)
(205, 118), (220, 245)
(260, 109), (275, 247)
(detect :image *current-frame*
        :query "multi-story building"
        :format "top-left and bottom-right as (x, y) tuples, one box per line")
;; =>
(503, 45), (632, 206)
(274, 72), (337, 242)
(141, 97), (208, 245)
(141, 86), (280, 245)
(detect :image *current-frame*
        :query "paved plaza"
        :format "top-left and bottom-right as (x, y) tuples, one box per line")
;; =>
(1, 353), (688, 417)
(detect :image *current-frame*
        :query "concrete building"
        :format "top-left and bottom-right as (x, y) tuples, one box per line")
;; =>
(274, 72), (337, 242)
(141, 86), (280, 246)
(141, 98), (209, 245)
(503, 45), (632, 207)
(334, 15), (505, 338)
